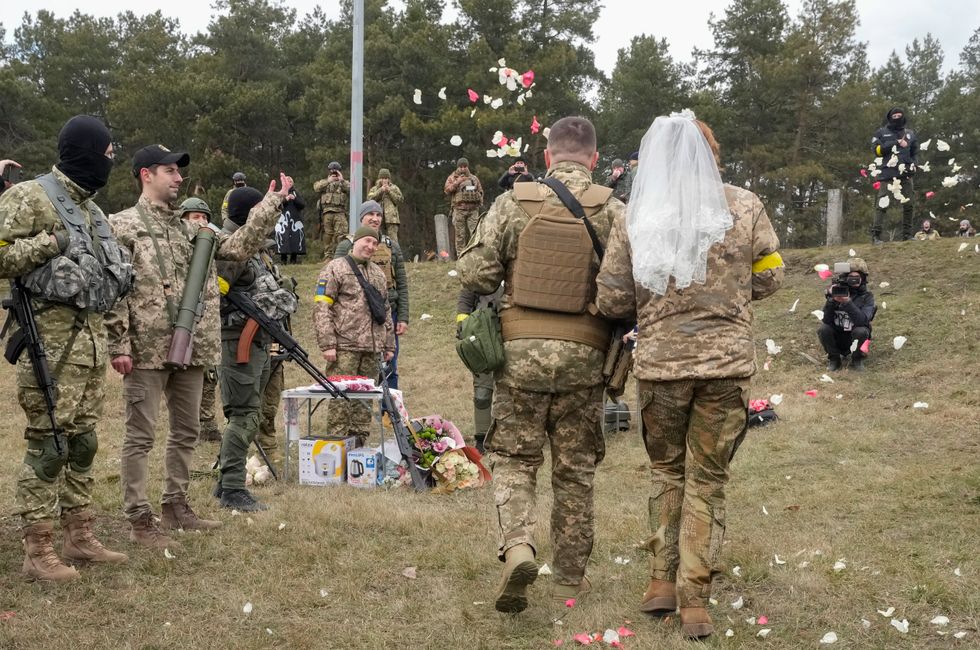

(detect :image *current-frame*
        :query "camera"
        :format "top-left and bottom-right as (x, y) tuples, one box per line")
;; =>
(831, 284), (849, 298)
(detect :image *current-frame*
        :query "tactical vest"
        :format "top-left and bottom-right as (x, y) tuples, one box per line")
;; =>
(22, 173), (133, 313)
(321, 181), (347, 210)
(500, 181), (613, 351)
(219, 252), (298, 329)
(454, 175), (481, 205)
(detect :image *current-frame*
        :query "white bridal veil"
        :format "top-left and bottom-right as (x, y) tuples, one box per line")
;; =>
(626, 109), (733, 296)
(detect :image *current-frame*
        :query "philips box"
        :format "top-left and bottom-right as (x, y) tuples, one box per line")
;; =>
(346, 448), (384, 488)
(298, 436), (358, 486)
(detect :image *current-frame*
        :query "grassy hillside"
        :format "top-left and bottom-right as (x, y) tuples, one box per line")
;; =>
(0, 239), (977, 648)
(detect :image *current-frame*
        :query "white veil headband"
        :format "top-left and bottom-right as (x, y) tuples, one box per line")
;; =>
(626, 109), (733, 296)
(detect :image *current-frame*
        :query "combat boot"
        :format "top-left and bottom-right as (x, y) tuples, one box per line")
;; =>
(639, 579), (677, 615)
(680, 607), (714, 639)
(22, 522), (80, 582)
(826, 355), (842, 371)
(494, 544), (538, 613)
(161, 497), (222, 531)
(552, 576), (593, 605)
(219, 488), (268, 512)
(61, 508), (128, 564)
(129, 511), (181, 550)
(850, 355), (866, 371)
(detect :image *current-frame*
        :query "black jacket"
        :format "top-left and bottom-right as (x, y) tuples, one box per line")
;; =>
(823, 284), (876, 332)
(498, 170), (535, 191)
(871, 107), (918, 181)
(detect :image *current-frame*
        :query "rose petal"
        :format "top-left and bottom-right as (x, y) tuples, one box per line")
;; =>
(565, 598), (576, 608)
(805, 390), (818, 397)
(450, 135), (463, 146)
(243, 602), (253, 615)
(467, 88), (479, 103)
(890, 618), (909, 634)
(820, 631), (838, 644)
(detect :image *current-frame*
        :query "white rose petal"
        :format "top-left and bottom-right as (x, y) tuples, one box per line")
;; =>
(879, 281), (890, 288)
(602, 629), (620, 645)
(936, 139), (950, 151)
(920, 161), (930, 172)
(765, 339), (782, 355)
(731, 596), (744, 610)
(438, 87), (446, 100)
(878, 607), (895, 617)
(942, 176), (959, 188)
(820, 374), (835, 383)
(419, 313), (432, 321)
(882, 301), (887, 309)
(890, 618), (909, 634)
(920, 138), (931, 150)
(892, 336), (907, 350)
(850, 339), (859, 352)
(412, 89), (422, 105)
(958, 242), (969, 253)
(913, 402), (928, 409)
(812, 310), (824, 320)
(450, 135), (463, 146)
(542, 127), (551, 140)
(613, 556), (630, 565)
(833, 559), (846, 572)
(770, 394), (783, 406)
(726, 629), (735, 637)
(798, 561), (811, 568)
(789, 298), (800, 312)
(709, 597), (718, 605)
(954, 567), (962, 577)
(930, 615), (949, 626)
(762, 505), (769, 515)
(954, 631), (967, 639)
(243, 602), (253, 615)
(278, 522), (286, 530)
(758, 629), (771, 638)
(878, 196), (890, 209)
(814, 263), (829, 273)
(164, 548), (175, 560)
(537, 563), (553, 575)
(319, 588), (329, 597)
(746, 617), (757, 625)
(849, 248), (857, 257)
(497, 57), (506, 66)
(836, 394), (843, 399)
(470, 108), (477, 118)
(447, 269), (458, 277)
(732, 565), (742, 576)
(490, 98), (504, 110)
(862, 619), (871, 629)
(820, 631), (838, 644)
(774, 554), (786, 565)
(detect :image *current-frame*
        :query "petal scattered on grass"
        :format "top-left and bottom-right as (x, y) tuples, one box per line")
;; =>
(602, 629), (620, 645)
(789, 298), (800, 312)
(958, 242), (969, 253)
(954, 632), (967, 639)
(770, 394), (783, 406)
(731, 596), (744, 610)
(878, 196), (890, 208)
(820, 374), (834, 383)
(812, 310), (824, 320)
(849, 248), (857, 257)
(954, 567), (962, 577)
(419, 313), (432, 321)
(243, 602), (253, 615)
(565, 598), (576, 608)
(572, 632), (592, 645)
(877, 607), (895, 617)
(319, 588), (329, 598)
(879, 281), (890, 288)
(890, 618), (909, 634)
(758, 615), (769, 625)
(278, 522), (286, 531)
(805, 390), (819, 397)
(892, 336), (907, 350)
(438, 87), (446, 100)
(726, 629), (735, 638)
(774, 554), (786, 565)
(936, 139), (950, 151)
(913, 402), (929, 409)
(930, 615), (950, 626)
(862, 618), (871, 629)
(164, 548), (175, 560)
(765, 339), (782, 355)
(833, 559), (846, 572)
(402, 566), (417, 579)
(613, 556), (630, 565)
(762, 505), (769, 515)
(732, 565), (742, 576)
(448, 269), (458, 277)
(758, 629), (771, 638)
(820, 631), (838, 644)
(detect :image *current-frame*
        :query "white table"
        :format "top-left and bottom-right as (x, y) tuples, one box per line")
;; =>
(280, 386), (386, 482)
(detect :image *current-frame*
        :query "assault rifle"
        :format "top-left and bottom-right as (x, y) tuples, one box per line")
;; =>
(378, 356), (428, 491)
(225, 290), (347, 401)
(2, 280), (65, 455)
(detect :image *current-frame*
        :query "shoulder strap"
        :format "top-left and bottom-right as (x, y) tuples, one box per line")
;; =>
(134, 203), (178, 326)
(540, 177), (604, 261)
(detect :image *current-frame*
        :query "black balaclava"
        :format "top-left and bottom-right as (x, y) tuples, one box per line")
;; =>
(55, 115), (113, 193)
(885, 106), (907, 130)
(226, 187), (264, 226)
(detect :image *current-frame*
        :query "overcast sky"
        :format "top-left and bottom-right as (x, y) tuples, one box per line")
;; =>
(2, 1), (978, 74)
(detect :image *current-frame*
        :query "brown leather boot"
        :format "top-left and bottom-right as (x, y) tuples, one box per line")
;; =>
(494, 544), (538, 613)
(22, 522), (80, 582)
(61, 508), (128, 564)
(129, 511), (181, 550)
(161, 498), (222, 531)
(640, 579), (677, 615)
(680, 607), (714, 639)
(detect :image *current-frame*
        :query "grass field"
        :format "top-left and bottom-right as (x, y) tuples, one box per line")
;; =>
(0, 238), (977, 649)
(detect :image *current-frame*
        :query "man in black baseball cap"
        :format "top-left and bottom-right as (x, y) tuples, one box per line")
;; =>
(131, 144), (190, 180)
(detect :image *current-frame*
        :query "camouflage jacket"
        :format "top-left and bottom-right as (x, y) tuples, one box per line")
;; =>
(444, 171), (484, 207)
(105, 192), (283, 369)
(366, 181), (403, 225)
(220, 187), (234, 222)
(457, 161), (625, 393)
(595, 184), (784, 381)
(333, 235), (409, 320)
(604, 168), (632, 203)
(0, 166), (108, 368)
(313, 255), (395, 354)
(313, 178), (350, 214)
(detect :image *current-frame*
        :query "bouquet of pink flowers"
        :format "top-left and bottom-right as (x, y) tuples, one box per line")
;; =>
(432, 449), (485, 492)
(398, 416), (489, 491)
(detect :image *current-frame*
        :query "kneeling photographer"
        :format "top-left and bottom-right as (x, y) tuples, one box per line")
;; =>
(818, 258), (876, 371)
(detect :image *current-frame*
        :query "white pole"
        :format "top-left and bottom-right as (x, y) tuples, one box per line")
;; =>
(349, 0), (365, 232)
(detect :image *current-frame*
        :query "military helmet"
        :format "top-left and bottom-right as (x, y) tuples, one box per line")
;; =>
(328, 161), (342, 171)
(232, 171), (246, 182)
(378, 168), (391, 178)
(179, 197), (212, 218)
(847, 257), (869, 275)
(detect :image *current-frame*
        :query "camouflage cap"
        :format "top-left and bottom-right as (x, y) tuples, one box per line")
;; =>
(353, 226), (380, 242)
(378, 168), (391, 178)
(847, 257), (869, 275)
(457, 157), (469, 167)
(328, 161), (342, 171)
(179, 197), (212, 218)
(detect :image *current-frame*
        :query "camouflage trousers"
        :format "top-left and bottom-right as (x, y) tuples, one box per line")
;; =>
(200, 365), (221, 440)
(321, 211), (349, 258)
(486, 383), (605, 586)
(14, 359), (105, 524)
(639, 377), (750, 607)
(323, 350), (377, 445)
(256, 356), (285, 467)
(385, 222), (399, 245)
(218, 338), (271, 490)
(472, 371), (494, 446)
(451, 205), (481, 256)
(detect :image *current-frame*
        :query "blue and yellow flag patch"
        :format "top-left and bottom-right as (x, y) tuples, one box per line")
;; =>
(314, 279), (333, 304)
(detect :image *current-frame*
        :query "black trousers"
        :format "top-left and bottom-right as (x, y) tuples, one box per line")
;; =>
(818, 324), (870, 358)
(872, 177), (914, 241)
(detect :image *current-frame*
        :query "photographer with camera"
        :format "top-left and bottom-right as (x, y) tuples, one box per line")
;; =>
(498, 158), (534, 191)
(1, 159), (23, 196)
(817, 258), (876, 371)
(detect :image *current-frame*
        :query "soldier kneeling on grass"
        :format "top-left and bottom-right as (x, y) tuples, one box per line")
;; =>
(818, 257), (876, 372)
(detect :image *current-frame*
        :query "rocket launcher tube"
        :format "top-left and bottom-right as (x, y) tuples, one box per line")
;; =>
(165, 227), (218, 369)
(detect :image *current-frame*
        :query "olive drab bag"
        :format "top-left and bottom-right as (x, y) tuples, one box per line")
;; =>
(455, 307), (505, 374)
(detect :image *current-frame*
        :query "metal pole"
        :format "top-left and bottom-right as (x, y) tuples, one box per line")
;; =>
(826, 188), (843, 246)
(349, 0), (365, 233)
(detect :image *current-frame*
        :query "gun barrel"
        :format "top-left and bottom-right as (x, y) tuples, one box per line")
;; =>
(165, 227), (216, 368)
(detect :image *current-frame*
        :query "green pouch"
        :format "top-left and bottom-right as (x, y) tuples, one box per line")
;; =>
(455, 307), (504, 374)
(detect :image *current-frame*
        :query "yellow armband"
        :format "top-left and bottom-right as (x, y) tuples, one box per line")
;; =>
(752, 252), (784, 274)
(456, 313), (469, 323)
(217, 276), (230, 295)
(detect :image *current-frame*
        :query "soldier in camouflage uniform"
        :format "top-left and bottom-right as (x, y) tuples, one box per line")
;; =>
(313, 162), (350, 257)
(0, 116), (131, 582)
(595, 117), (783, 639)
(458, 116), (624, 613)
(455, 285), (503, 452)
(604, 158), (631, 203)
(213, 188), (298, 511)
(334, 201), (409, 389)
(314, 226), (395, 444)
(178, 197), (223, 443)
(107, 145), (293, 545)
(444, 158), (484, 256)
(366, 169), (404, 244)
(220, 172), (247, 223)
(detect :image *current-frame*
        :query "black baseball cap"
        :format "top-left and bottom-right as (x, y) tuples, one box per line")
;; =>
(131, 145), (190, 178)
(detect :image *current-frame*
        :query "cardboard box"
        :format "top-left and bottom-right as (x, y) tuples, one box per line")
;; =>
(298, 436), (358, 486)
(347, 448), (384, 488)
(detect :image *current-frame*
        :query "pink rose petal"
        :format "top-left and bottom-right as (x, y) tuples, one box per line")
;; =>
(467, 88), (479, 103)
(617, 626), (635, 638)
(859, 168), (868, 177)
(818, 269), (833, 279)
(805, 390), (818, 397)
(565, 598), (576, 608)
(573, 632), (592, 645)
(860, 339), (870, 354)
(925, 191), (935, 199)
(873, 181), (881, 190)
(521, 70), (535, 88)
(531, 115), (541, 134)
(758, 616), (769, 625)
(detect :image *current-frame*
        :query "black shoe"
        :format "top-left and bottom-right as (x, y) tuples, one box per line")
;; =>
(212, 481), (223, 499)
(826, 355), (842, 371)
(474, 436), (486, 455)
(850, 356), (866, 371)
(219, 489), (268, 512)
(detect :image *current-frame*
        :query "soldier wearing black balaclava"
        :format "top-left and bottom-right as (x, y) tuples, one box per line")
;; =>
(870, 107), (919, 243)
